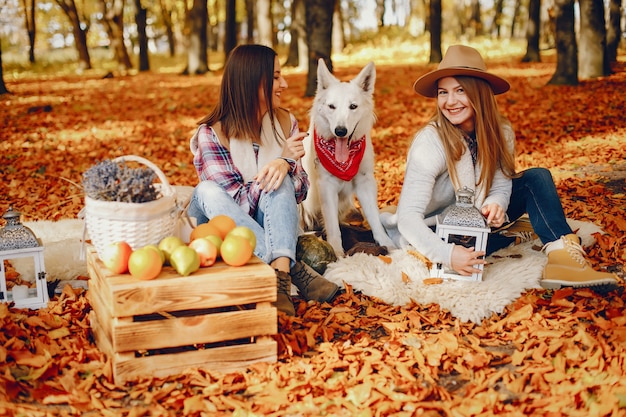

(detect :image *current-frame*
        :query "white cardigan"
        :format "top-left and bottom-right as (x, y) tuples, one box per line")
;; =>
(381, 123), (515, 268)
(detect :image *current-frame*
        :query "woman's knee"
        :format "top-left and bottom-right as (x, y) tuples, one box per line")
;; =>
(275, 178), (295, 195)
(188, 181), (228, 222)
(523, 167), (553, 185)
(260, 179), (296, 205)
(194, 180), (225, 199)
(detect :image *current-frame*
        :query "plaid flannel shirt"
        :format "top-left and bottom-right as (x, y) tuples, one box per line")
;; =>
(192, 122), (309, 216)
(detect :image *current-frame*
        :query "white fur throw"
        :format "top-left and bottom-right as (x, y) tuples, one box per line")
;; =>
(12, 219), (89, 283)
(323, 219), (603, 324)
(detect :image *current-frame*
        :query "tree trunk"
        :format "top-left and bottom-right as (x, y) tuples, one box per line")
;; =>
(111, 0), (132, 69)
(521, 0), (541, 62)
(468, 0), (482, 37)
(0, 45), (9, 95)
(256, 0), (273, 47)
(224, 0), (237, 55)
(207, 1), (218, 50)
(296, 0), (308, 69)
(578, 0), (609, 79)
(22, 0), (36, 63)
(304, 0), (335, 97)
(100, 0), (132, 70)
(245, 0), (254, 43)
(429, 0), (442, 63)
(606, 0), (621, 63)
(158, 0), (175, 56)
(331, 0), (344, 53)
(55, 0), (92, 69)
(491, 0), (504, 38)
(510, 0), (521, 38)
(543, 3), (557, 49)
(135, 0), (150, 70)
(184, 0), (208, 74)
(285, 0), (306, 68)
(376, 0), (385, 27)
(548, 0), (577, 86)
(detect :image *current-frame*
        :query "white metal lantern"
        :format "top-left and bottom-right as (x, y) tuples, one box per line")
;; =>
(0, 206), (49, 309)
(430, 187), (490, 282)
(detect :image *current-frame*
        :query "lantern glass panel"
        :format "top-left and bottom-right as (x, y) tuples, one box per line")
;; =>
(428, 188), (491, 282)
(0, 207), (49, 309)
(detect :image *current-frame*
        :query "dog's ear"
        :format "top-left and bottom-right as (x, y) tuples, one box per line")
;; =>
(352, 61), (376, 95)
(316, 58), (337, 92)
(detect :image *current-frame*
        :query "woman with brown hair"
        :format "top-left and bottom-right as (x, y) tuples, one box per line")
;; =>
(188, 44), (338, 315)
(382, 45), (618, 289)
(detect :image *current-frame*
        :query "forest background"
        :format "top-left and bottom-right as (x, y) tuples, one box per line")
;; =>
(1, 0), (626, 415)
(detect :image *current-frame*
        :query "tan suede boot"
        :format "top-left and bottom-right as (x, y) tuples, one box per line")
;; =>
(290, 261), (339, 303)
(541, 234), (619, 290)
(274, 270), (295, 316)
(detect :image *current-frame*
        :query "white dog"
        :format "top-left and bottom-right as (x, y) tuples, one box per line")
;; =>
(299, 59), (395, 257)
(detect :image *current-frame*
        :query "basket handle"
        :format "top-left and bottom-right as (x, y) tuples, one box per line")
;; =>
(112, 155), (175, 197)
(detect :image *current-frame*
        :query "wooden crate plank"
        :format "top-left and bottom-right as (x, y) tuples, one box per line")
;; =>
(86, 247), (277, 316)
(86, 252), (115, 314)
(89, 311), (114, 359)
(113, 338), (277, 384)
(112, 308), (277, 351)
(87, 287), (115, 344)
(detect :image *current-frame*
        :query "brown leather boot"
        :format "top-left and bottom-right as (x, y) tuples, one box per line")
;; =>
(274, 270), (295, 316)
(541, 234), (619, 290)
(290, 261), (339, 303)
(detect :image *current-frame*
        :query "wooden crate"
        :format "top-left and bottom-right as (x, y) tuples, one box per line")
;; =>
(86, 245), (278, 384)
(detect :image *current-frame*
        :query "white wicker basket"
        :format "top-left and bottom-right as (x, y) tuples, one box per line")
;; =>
(84, 155), (180, 259)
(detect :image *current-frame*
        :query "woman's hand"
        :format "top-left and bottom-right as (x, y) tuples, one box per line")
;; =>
(451, 245), (486, 276)
(481, 203), (505, 228)
(255, 159), (291, 192)
(254, 132), (308, 192)
(281, 132), (308, 161)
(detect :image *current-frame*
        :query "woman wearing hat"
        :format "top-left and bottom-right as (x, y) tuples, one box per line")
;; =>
(381, 45), (618, 289)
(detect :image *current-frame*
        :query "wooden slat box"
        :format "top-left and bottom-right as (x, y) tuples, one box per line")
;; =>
(85, 245), (277, 385)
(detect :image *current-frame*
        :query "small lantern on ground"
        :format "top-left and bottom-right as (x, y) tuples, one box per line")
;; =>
(0, 206), (49, 309)
(430, 187), (490, 281)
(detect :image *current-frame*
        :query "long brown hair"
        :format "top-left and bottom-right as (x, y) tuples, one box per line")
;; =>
(197, 44), (278, 143)
(431, 76), (517, 194)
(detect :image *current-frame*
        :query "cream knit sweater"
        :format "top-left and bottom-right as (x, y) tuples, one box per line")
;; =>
(381, 123), (515, 268)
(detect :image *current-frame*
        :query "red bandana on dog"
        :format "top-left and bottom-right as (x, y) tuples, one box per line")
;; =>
(313, 129), (366, 181)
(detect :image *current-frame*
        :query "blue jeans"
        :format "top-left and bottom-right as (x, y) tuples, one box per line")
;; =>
(187, 180), (299, 266)
(487, 167), (573, 254)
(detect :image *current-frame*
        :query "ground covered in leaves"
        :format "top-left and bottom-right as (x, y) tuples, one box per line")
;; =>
(1, 43), (625, 416)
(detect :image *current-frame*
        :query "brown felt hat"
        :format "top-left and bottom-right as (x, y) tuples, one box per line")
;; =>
(413, 45), (510, 97)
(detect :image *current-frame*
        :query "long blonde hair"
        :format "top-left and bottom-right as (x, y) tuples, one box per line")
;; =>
(431, 76), (517, 194)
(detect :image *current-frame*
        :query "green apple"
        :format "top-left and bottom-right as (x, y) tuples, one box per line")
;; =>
(169, 245), (201, 276)
(144, 244), (166, 265)
(158, 235), (185, 265)
(226, 226), (256, 251)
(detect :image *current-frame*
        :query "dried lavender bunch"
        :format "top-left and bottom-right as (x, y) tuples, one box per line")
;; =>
(82, 159), (160, 203)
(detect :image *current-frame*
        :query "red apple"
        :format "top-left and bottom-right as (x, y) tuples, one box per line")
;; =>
(188, 238), (218, 267)
(100, 241), (133, 274)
